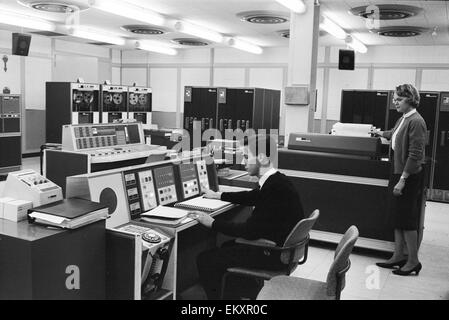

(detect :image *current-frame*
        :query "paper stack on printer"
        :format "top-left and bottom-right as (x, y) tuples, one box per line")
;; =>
(28, 198), (108, 229)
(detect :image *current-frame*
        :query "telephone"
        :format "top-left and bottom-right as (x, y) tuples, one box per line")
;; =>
(116, 223), (172, 296)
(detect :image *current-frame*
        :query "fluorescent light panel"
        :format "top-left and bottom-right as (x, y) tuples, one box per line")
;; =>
(228, 38), (263, 55)
(89, 0), (165, 26)
(71, 27), (126, 46)
(0, 9), (55, 31)
(320, 16), (347, 40)
(174, 21), (223, 43)
(275, 0), (306, 14)
(136, 40), (177, 56)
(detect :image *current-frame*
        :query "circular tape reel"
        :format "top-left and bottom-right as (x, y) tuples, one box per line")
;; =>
(129, 93), (138, 106)
(113, 93), (123, 105)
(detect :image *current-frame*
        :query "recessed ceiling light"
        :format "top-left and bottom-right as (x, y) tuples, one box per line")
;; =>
(350, 4), (422, 20)
(171, 38), (209, 46)
(121, 25), (167, 35)
(17, 1), (87, 13)
(376, 26), (427, 37)
(237, 11), (289, 24)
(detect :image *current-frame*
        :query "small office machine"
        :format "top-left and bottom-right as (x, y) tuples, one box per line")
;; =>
(44, 122), (167, 196)
(278, 132), (425, 252)
(2, 170), (63, 207)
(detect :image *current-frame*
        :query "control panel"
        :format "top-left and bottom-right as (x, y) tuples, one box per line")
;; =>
(178, 163), (200, 200)
(124, 172), (142, 217)
(137, 170), (158, 212)
(196, 160), (210, 192)
(153, 165), (178, 206)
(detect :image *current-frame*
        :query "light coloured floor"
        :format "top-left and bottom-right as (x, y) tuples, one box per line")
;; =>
(1, 157), (449, 300)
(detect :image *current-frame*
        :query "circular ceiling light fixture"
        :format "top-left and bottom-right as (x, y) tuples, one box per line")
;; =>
(376, 26), (428, 37)
(121, 25), (167, 35)
(17, 0), (88, 13)
(171, 38), (209, 46)
(350, 4), (422, 20)
(237, 11), (289, 24)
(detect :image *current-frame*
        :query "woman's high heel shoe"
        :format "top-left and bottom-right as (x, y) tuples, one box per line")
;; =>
(392, 263), (422, 276)
(376, 259), (407, 269)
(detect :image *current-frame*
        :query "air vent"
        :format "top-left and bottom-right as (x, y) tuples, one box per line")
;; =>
(238, 11), (289, 24)
(350, 4), (422, 20)
(121, 25), (167, 35)
(17, 1), (88, 13)
(171, 38), (209, 46)
(377, 26), (428, 37)
(30, 31), (67, 37)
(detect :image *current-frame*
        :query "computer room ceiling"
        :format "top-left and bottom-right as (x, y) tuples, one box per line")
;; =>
(0, 0), (448, 52)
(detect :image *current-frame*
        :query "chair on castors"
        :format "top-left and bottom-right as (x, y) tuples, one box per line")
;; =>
(256, 225), (359, 300)
(220, 209), (320, 299)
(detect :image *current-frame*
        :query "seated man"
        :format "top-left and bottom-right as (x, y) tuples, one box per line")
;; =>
(189, 134), (305, 300)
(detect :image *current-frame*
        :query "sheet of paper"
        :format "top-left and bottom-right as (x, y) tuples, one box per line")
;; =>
(141, 206), (188, 219)
(29, 212), (67, 224)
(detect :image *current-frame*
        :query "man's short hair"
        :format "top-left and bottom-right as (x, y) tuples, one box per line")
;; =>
(245, 134), (277, 159)
(396, 84), (420, 108)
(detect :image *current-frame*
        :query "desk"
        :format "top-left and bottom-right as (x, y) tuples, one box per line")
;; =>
(0, 219), (106, 300)
(137, 185), (252, 299)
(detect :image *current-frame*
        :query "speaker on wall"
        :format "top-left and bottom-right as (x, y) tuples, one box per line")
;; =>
(339, 49), (355, 70)
(12, 33), (32, 56)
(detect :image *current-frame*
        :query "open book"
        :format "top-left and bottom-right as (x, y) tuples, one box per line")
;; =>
(174, 196), (232, 213)
(140, 206), (190, 225)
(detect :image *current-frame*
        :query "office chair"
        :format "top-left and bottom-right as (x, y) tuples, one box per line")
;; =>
(220, 209), (320, 299)
(256, 225), (359, 300)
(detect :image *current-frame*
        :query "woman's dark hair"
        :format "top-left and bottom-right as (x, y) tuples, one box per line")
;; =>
(396, 84), (420, 108)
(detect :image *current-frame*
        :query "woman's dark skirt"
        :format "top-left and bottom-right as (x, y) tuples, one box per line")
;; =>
(388, 169), (424, 231)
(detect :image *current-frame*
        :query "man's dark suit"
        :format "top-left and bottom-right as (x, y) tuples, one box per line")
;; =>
(197, 171), (305, 299)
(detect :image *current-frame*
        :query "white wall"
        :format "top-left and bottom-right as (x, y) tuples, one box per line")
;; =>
(25, 57), (52, 110)
(0, 31), (115, 153)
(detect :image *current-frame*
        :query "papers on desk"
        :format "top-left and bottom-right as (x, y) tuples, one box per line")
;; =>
(174, 196), (231, 213)
(140, 206), (190, 225)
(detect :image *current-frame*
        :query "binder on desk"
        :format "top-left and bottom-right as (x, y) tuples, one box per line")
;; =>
(174, 196), (231, 213)
(28, 198), (108, 229)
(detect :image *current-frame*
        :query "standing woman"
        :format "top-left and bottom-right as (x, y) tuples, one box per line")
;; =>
(375, 84), (426, 276)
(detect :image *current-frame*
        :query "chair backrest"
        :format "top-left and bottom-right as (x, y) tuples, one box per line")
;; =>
(283, 209), (320, 247)
(280, 209), (320, 265)
(325, 225), (359, 298)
